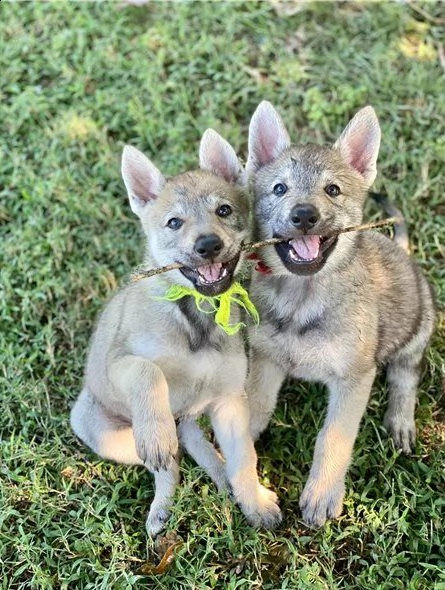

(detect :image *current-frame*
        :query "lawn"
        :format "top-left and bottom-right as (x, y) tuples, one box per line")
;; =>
(0, 2), (444, 589)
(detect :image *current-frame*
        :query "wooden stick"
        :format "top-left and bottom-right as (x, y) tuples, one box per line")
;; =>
(327, 216), (402, 237)
(130, 217), (402, 281)
(131, 261), (183, 281)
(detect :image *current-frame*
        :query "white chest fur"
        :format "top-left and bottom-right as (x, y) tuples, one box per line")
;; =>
(129, 332), (247, 416)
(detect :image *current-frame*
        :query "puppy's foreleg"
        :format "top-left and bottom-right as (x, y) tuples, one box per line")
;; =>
(210, 394), (282, 529)
(109, 355), (178, 472)
(177, 419), (228, 491)
(109, 356), (181, 536)
(246, 351), (286, 440)
(146, 457), (181, 537)
(299, 368), (376, 527)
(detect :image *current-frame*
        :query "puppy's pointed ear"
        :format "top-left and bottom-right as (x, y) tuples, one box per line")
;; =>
(199, 129), (246, 186)
(121, 145), (166, 217)
(247, 101), (291, 176)
(333, 106), (381, 187)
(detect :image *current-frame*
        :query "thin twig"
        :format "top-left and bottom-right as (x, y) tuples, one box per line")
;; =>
(327, 216), (402, 237)
(241, 237), (284, 251)
(131, 261), (183, 281)
(241, 217), (402, 251)
(130, 217), (402, 282)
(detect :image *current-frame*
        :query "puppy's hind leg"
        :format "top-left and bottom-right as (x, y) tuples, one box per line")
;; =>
(384, 303), (435, 454)
(177, 418), (228, 491)
(384, 354), (422, 454)
(107, 355), (181, 536)
(70, 388), (142, 465)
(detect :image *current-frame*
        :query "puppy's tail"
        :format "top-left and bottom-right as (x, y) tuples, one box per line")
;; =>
(370, 192), (410, 254)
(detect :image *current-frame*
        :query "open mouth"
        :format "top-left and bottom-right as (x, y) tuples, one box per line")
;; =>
(179, 253), (240, 295)
(274, 233), (338, 275)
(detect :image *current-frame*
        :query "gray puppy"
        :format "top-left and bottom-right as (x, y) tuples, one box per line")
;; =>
(71, 129), (281, 536)
(245, 101), (435, 527)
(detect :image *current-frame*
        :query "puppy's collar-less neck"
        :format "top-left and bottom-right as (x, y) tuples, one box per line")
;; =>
(155, 281), (259, 335)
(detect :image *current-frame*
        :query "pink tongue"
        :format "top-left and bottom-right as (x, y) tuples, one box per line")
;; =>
(197, 262), (222, 282)
(290, 235), (321, 260)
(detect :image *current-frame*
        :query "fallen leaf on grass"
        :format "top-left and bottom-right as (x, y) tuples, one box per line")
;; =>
(61, 466), (75, 479)
(138, 532), (183, 576)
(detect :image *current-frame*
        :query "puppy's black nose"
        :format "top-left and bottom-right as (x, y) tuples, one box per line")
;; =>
(194, 234), (224, 259)
(290, 204), (320, 231)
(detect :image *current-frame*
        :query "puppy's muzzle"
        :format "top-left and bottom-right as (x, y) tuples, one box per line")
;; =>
(290, 203), (320, 232)
(194, 234), (224, 259)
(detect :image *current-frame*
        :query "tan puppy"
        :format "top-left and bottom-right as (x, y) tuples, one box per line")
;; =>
(71, 130), (281, 536)
(245, 101), (435, 527)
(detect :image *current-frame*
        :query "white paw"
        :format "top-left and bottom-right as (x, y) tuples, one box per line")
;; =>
(241, 485), (282, 529)
(383, 412), (416, 454)
(299, 476), (345, 528)
(146, 506), (170, 537)
(136, 418), (179, 472)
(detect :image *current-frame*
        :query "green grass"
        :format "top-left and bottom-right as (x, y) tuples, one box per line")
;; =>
(1, 2), (444, 588)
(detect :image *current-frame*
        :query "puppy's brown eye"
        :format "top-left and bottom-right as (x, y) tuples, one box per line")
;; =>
(167, 217), (183, 230)
(325, 184), (341, 197)
(273, 183), (287, 196)
(216, 204), (232, 217)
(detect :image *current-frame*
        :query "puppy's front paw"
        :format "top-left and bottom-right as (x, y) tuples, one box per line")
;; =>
(383, 412), (416, 454)
(136, 417), (178, 472)
(299, 476), (345, 528)
(242, 485), (282, 529)
(146, 505), (170, 537)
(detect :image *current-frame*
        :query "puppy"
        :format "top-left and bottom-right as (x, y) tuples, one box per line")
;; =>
(245, 101), (435, 527)
(71, 129), (281, 536)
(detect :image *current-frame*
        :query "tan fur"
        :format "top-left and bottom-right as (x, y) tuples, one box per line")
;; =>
(70, 130), (281, 536)
(246, 102), (435, 527)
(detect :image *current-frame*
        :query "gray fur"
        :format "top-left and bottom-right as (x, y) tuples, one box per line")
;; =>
(71, 130), (281, 536)
(246, 102), (435, 528)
